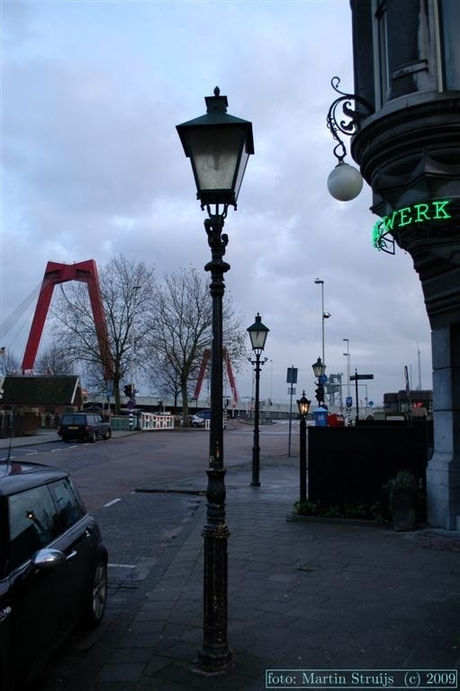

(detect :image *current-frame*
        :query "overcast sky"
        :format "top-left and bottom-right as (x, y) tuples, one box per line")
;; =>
(1, 0), (432, 407)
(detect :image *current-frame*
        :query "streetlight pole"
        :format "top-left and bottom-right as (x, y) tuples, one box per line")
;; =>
(343, 338), (352, 426)
(343, 338), (351, 398)
(314, 278), (330, 367)
(247, 314), (269, 487)
(176, 87), (254, 674)
(130, 285), (141, 429)
(130, 285), (141, 397)
(297, 391), (311, 502)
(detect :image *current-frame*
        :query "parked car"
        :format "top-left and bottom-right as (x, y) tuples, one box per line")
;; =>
(0, 460), (108, 691)
(189, 410), (226, 428)
(189, 409), (211, 427)
(58, 412), (111, 442)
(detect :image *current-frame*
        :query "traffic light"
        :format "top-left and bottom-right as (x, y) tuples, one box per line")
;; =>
(315, 385), (324, 403)
(124, 384), (133, 398)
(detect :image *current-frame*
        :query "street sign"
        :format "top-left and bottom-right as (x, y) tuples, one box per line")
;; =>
(286, 367), (298, 384)
(350, 374), (374, 380)
(346, 396), (353, 407)
(319, 374), (328, 385)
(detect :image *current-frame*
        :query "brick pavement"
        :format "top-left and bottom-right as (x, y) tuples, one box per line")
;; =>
(40, 453), (460, 690)
(7, 430), (460, 690)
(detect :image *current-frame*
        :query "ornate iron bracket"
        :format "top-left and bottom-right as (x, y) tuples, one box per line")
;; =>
(372, 220), (396, 255)
(326, 76), (374, 163)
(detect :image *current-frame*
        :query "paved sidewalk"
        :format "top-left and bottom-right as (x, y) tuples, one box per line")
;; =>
(40, 452), (460, 690)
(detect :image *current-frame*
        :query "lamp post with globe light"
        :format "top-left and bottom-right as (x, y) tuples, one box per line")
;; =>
(176, 87), (254, 673)
(326, 76), (373, 202)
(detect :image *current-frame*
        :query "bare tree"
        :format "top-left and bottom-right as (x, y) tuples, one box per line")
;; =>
(0, 349), (20, 376)
(50, 255), (156, 412)
(145, 267), (247, 424)
(35, 344), (75, 375)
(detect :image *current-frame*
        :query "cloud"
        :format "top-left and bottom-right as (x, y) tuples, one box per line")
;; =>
(0, 0), (432, 403)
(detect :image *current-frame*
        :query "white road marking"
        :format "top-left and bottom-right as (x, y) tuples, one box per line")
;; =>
(104, 498), (122, 508)
(108, 563), (136, 569)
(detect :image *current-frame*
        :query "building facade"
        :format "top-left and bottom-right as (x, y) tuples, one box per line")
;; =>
(349, 0), (460, 527)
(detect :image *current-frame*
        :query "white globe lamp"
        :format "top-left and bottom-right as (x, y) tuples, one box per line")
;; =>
(327, 161), (363, 201)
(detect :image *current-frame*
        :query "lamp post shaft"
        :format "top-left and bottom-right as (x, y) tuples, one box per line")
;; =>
(252, 352), (261, 487)
(200, 214), (232, 672)
(321, 284), (325, 365)
(299, 414), (307, 502)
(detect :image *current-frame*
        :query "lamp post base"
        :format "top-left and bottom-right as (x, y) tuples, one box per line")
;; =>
(198, 647), (233, 674)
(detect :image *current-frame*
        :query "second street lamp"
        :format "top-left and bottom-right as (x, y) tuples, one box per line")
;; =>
(297, 391), (311, 502)
(176, 87), (254, 673)
(247, 314), (269, 487)
(312, 356), (327, 407)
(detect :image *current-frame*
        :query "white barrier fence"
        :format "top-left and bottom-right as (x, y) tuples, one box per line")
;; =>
(111, 413), (175, 431)
(139, 413), (174, 430)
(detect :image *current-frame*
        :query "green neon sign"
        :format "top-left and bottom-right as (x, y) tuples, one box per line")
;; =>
(372, 199), (452, 251)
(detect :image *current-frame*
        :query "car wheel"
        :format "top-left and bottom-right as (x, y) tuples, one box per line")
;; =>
(102, 428), (112, 440)
(82, 558), (108, 628)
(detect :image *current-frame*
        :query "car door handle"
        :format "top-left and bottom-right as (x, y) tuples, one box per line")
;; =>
(66, 550), (77, 560)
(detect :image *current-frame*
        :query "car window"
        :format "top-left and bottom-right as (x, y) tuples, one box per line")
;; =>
(8, 486), (59, 572)
(61, 414), (85, 425)
(50, 477), (85, 531)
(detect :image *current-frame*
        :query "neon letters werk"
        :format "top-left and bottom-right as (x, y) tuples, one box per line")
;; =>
(372, 199), (451, 248)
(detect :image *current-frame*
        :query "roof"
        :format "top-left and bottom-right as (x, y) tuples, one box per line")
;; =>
(1, 375), (81, 406)
(0, 461), (68, 496)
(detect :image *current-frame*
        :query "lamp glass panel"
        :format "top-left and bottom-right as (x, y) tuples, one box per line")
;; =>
(233, 149), (250, 202)
(312, 360), (326, 377)
(249, 329), (268, 350)
(189, 127), (245, 194)
(297, 397), (311, 416)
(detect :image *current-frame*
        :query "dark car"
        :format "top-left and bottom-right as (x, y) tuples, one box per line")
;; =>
(58, 412), (112, 442)
(0, 460), (108, 691)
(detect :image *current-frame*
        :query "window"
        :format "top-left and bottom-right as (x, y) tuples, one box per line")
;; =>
(373, 0), (389, 108)
(50, 477), (85, 531)
(438, 0), (460, 90)
(8, 486), (59, 571)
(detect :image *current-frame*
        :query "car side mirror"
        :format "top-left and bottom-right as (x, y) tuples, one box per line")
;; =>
(32, 548), (67, 570)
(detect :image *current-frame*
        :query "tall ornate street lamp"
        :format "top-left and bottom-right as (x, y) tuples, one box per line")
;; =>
(176, 87), (254, 673)
(247, 313), (269, 487)
(297, 390), (311, 502)
(312, 356), (326, 406)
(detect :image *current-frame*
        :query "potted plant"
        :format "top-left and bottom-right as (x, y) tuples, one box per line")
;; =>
(384, 470), (420, 531)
